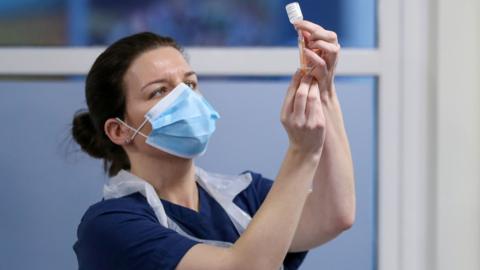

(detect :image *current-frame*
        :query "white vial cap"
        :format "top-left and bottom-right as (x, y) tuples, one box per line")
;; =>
(285, 2), (303, 24)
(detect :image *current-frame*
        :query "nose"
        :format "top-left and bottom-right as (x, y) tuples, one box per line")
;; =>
(171, 77), (183, 88)
(164, 70), (185, 88)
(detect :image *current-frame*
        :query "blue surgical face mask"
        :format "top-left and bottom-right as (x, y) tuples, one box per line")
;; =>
(116, 83), (220, 158)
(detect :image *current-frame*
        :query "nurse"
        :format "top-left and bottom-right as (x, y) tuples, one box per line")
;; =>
(72, 20), (355, 270)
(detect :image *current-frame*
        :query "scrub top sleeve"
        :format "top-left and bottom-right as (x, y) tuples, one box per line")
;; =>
(244, 171), (274, 206)
(76, 209), (199, 270)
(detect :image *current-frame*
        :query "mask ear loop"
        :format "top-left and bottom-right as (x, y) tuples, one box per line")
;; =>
(115, 117), (149, 143)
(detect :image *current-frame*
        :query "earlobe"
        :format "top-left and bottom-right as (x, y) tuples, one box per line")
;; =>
(104, 118), (130, 146)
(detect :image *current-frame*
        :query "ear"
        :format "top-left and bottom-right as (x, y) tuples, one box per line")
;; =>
(104, 118), (131, 146)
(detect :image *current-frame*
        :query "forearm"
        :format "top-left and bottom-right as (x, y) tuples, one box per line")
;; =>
(315, 124), (355, 222)
(229, 147), (320, 269)
(313, 93), (355, 227)
(302, 93), (355, 244)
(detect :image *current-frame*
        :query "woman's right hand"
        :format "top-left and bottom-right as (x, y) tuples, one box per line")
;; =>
(281, 70), (326, 157)
(178, 71), (327, 270)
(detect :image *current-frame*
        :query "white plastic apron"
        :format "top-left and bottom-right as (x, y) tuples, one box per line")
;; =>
(103, 167), (285, 269)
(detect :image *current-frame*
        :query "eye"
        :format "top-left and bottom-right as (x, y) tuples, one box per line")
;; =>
(149, 87), (167, 99)
(184, 80), (198, 89)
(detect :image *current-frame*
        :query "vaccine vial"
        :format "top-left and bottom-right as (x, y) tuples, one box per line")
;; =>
(285, 2), (303, 24)
(285, 2), (308, 71)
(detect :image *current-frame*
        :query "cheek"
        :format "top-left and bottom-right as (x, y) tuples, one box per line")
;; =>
(141, 121), (153, 135)
(123, 76), (150, 128)
(124, 96), (152, 133)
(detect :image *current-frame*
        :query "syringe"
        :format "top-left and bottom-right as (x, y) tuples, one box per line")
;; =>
(285, 2), (309, 72)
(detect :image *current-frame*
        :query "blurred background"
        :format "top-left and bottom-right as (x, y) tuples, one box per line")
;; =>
(0, 0), (374, 47)
(0, 0), (478, 270)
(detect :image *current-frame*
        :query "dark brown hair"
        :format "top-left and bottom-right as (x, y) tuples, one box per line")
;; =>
(71, 32), (183, 176)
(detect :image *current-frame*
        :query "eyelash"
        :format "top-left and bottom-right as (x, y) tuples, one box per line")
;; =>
(185, 80), (197, 89)
(149, 81), (198, 99)
(149, 87), (167, 99)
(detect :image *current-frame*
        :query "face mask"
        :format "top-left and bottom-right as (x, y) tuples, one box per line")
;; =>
(116, 83), (220, 158)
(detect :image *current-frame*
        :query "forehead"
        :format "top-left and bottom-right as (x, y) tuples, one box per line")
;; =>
(125, 47), (191, 86)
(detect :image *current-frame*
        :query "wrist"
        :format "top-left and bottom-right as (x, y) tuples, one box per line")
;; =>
(322, 90), (340, 109)
(286, 145), (322, 164)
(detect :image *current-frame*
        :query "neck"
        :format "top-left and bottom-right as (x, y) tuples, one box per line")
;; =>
(129, 152), (199, 212)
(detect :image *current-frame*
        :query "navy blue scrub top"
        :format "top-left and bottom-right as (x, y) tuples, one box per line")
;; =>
(74, 171), (308, 270)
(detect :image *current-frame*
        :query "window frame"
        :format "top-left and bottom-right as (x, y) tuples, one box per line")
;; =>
(0, 0), (432, 269)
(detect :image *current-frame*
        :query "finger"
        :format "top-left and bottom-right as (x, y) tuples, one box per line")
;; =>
(305, 78), (321, 120)
(288, 68), (303, 90)
(293, 75), (313, 118)
(304, 45), (337, 71)
(309, 30), (338, 44)
(281, 70), (303, 119)
(310, 81), (326, 128)
(301, 30), (311, 40)
(307, 40), (340, 55)
(294, 20), (337, 43)
(294, 20), (325, 33)
(303, 48), (329, 74)
(316, 89), (326, 125)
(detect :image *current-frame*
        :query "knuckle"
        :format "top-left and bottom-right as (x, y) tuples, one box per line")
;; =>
(333, 44), (340, 53)
(293, 120), (304, 129)
(329, 31), (338, 40)
(316, 120), (326, 129)
(318, 60), (327, 68)
(295, 91), (307, 99)
(307, 94), (318, 103)
(305, 122), (316, 130)
(318, 119), (326, 128)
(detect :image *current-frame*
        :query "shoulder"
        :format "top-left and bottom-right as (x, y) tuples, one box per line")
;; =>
(243, 170), (273, 189)
(75, 193), (159, 251)
(79, 192), (156, 225)
(234, 170), (274, 215)
(74, 193), (198, 270)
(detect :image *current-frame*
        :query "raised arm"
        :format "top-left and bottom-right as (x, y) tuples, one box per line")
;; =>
(288, 20), (356, 252)
(177, 72), (327, 270)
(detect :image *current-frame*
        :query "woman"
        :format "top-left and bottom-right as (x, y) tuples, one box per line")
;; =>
(72, 20), (355, 270)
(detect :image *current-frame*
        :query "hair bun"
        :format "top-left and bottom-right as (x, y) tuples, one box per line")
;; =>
(71, 110), (107, 159)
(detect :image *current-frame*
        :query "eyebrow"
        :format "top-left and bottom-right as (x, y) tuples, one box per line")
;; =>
(140, 71), (197, 91)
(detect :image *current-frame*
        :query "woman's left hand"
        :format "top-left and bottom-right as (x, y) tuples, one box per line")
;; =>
(294, 20), (340, 102)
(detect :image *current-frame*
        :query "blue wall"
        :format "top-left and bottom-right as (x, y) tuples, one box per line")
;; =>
(0, 77), (376, 269)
